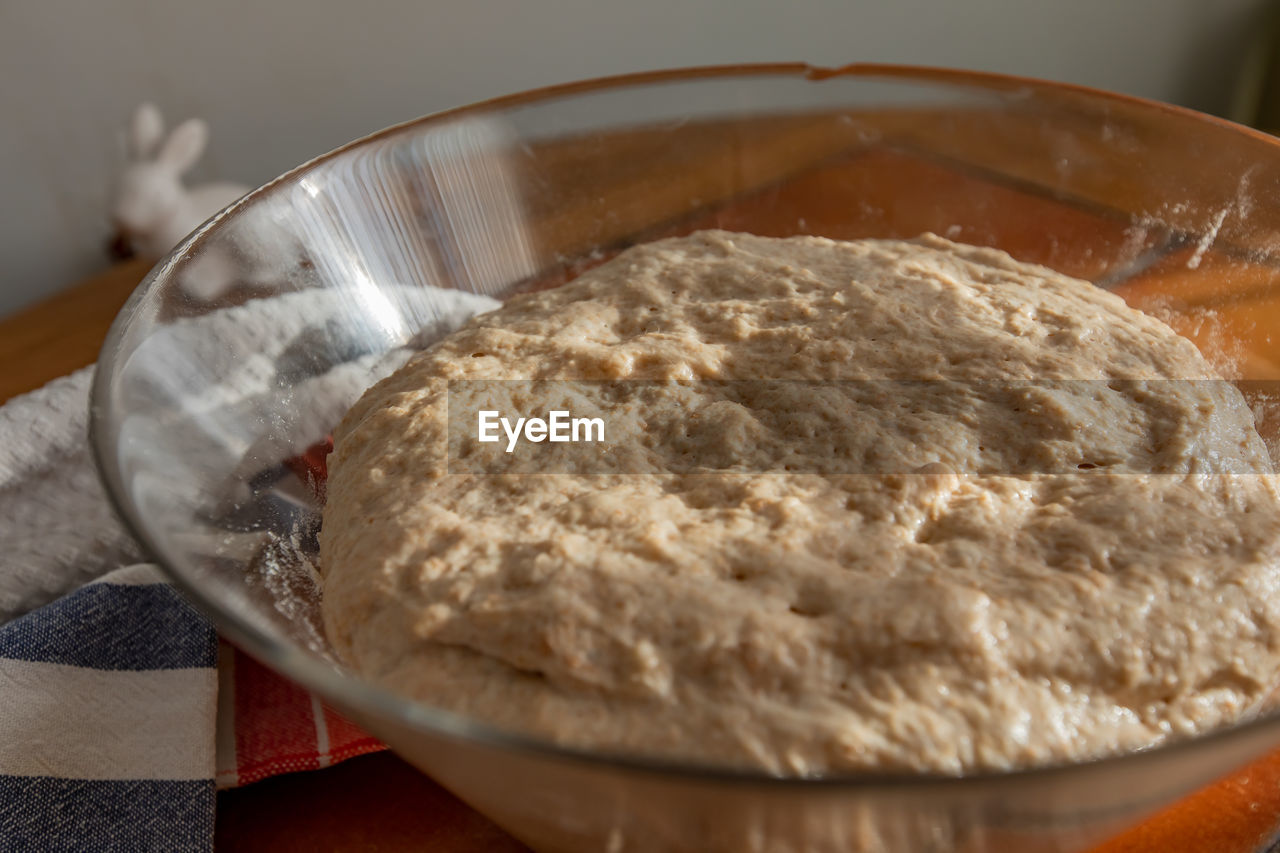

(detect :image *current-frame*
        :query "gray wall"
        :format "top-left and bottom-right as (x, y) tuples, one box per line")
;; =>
(0, 0), (1266, 317)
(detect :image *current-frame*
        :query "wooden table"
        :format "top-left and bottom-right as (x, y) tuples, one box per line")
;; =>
(7, 100), (1280, 851)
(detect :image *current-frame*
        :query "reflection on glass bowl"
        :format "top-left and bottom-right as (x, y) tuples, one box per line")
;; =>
(91, 64), (1280, 852)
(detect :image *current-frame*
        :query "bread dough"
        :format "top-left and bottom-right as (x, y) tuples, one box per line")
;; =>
(319, 231), (1280, 775)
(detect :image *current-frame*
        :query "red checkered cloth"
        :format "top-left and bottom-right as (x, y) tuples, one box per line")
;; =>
(214, 640), (384, 789)
(213, 439), (383, 789)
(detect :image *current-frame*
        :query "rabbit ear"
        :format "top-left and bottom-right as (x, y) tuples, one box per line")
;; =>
(130, 103), (164, 159)
(156, 118), (208, 174)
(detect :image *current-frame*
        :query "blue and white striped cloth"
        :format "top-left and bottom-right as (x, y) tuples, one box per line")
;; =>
(0, 565), (218, 851)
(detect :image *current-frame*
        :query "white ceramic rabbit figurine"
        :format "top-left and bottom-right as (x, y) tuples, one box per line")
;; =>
(112, 103), (250, 262)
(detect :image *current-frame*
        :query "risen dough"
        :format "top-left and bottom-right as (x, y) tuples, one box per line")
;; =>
(320, 231), (1280, 775)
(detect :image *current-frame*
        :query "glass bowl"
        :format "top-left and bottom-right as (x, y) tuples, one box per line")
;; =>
(90, 64), (1280, 852)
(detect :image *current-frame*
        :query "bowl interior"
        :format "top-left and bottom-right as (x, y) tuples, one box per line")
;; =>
(90, 63), (1280, 848)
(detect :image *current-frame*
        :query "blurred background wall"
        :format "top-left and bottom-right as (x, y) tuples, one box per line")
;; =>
(0, 0), (1268, 316)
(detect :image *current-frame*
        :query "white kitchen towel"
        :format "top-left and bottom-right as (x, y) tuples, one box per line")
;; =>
(0, 369), (143, 621)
